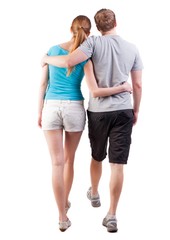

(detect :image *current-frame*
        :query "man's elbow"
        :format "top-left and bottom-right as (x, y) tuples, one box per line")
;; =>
(133, 80), (142, 91)
(66, 56), (76, 68)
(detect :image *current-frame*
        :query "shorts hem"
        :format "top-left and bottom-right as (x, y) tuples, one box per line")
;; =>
(65, 129), (85, 132)
(42, 127), (85, 132)
(109, 161), (128, 164)
(42, 127), (62, 131)
(92, 155), (106, 162)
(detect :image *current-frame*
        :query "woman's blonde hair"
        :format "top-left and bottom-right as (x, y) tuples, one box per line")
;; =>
(67, 15), (91, 76)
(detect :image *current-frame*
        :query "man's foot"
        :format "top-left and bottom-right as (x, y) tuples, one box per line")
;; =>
(102, 214), (118, 233)
(59, 219), (71, 232)
(87, 187), (101, 207)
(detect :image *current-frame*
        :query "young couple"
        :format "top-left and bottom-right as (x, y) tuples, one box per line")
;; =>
(38, 8), (143, 232)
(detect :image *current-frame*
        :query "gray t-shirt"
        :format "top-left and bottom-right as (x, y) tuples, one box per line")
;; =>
(79, 35), (143, 112)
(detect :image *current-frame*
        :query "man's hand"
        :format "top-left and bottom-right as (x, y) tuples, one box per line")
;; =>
(133, 111), (138, 125)
(41, 54), (48, 67)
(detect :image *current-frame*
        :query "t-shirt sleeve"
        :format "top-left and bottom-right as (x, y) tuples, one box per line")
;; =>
(131, 48), (144, 71)
(78, 36), (95, 58)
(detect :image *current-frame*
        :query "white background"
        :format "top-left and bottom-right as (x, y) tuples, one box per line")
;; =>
(0, 0), (170, 239)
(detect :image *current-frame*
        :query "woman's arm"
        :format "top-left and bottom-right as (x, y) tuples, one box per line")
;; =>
(84, 60), (132, 98)
(38, 65), (48, 128)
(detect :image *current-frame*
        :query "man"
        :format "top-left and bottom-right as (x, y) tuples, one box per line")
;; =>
(42, 8), (143, 233)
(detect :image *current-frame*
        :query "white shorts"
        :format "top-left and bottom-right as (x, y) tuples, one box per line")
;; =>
(42, 100), (86, 132)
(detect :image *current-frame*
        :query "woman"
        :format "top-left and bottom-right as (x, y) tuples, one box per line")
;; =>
(38, 15), (132, 232)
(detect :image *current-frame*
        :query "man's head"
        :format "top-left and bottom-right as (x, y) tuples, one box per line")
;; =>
(94, 9), (117, 33)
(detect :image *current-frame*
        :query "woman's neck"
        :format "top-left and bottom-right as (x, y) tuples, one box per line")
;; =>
(59, 39), (74, 52)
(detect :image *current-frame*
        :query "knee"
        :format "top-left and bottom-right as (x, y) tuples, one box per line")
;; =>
(64, 154), (75, 165)
(51, 156), (64, 167)
(92, 158), (102, 166)
(111, 163), (124, 173)
(64, 158), (74, 167)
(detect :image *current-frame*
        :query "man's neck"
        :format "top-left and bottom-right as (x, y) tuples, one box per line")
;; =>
(101, 28), (117, 36)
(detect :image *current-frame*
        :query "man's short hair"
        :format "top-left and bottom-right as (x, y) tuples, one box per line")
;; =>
(94, 9), (116, 32)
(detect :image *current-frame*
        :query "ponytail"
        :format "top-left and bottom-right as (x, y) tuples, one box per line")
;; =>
(67, 27), (87, 76)
(67, 15), (91, 76)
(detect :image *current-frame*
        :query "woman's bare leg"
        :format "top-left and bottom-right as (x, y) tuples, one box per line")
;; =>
(64, 131), (82, 207)
(44, 129), (67, 222)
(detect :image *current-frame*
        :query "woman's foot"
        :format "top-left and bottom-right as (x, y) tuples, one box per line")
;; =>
(59, 218), (71, 232)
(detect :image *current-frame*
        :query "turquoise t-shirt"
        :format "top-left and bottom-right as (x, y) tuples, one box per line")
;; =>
(45, 45), (87, 100)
